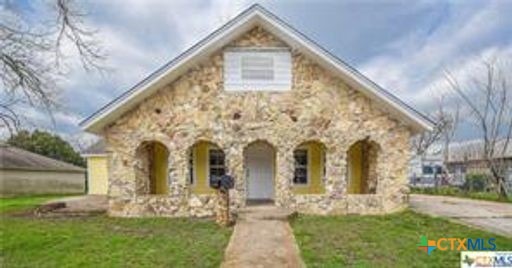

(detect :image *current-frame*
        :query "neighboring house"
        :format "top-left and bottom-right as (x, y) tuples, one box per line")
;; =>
(82, 140), (109, 195)
(0, 144), (85, 196)
(409, 145), (445, 188)
(446, 139), (512, 190)
(80, 5), (433, 217)
(408, 144), (463, 188)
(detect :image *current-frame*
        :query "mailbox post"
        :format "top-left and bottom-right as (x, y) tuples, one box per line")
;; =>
(210, 174), (234, 226)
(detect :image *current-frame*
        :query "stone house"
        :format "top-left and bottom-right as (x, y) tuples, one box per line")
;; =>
(80, 5), (433, 217)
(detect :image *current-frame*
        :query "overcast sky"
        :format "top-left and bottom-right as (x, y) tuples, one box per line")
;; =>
(8, 0), (512, 146)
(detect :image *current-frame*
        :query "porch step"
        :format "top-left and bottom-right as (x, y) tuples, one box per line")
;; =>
(236, 205), (297, 221)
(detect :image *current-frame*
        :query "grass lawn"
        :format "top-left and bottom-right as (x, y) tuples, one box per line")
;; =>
(291, 210), (512, 268)
(0, 195), (71, 213)
(410, 187), (512, 203)
(0, 197), (232, 268)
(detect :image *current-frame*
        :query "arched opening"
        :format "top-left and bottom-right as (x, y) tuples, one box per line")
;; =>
(292, 141), (326, 194)
(134, 141), (169, 195)
(347, 139), (380, 194)
(188, 141), (225, 194)
(244, 141), (276, 203)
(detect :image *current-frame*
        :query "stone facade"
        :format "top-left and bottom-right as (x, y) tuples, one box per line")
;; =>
(102, 27), (412, 217)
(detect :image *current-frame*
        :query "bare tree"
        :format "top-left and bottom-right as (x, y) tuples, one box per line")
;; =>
(411, 97), (460, 188)
(439, 98), (460, 183)
(0, 0), (105, 134)
(412, 98), (459, 158)
(445, 60), (511, 200)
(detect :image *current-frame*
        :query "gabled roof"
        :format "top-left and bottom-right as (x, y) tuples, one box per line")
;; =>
(0, 144), (85, 173)
(80, 4), (434, 134)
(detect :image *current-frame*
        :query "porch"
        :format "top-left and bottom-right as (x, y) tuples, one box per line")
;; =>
(113, 137), (391, 217)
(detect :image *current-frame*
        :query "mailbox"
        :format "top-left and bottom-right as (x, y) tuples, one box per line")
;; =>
(210, 174), (234, 192)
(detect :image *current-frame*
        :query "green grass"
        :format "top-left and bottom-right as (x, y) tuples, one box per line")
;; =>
(410, 186), (512, 203)
(0, 195), (70, 213)
(291, 210), (512, 268)
(0, 197), (232, 268)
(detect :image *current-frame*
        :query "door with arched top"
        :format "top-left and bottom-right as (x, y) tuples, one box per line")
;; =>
(244, 141), (275, 201)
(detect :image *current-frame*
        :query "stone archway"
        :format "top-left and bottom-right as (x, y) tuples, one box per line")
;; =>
(187, 140), (226, 195)
(346, 139), (380, 194)
(134, 141), (169, 195)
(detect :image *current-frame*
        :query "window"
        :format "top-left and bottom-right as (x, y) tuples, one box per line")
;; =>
(422, 165), (434, 175)
(435, 165), (443, 174)
(209, 149), (226, 177)
(293, 149), (308, 185)
(224, 49), (292, 91)
(189, 149), (195, 184)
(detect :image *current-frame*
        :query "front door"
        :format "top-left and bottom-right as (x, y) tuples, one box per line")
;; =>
(245, 142), (274, 200)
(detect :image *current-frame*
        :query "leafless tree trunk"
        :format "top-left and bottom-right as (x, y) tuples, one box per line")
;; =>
(411, 104), (451, 157)
(411, 96), (459, 188)
(0, 0), (106, 134)
(412, 96), (459, 155)
(440, 98), (460, 185)
(446, 60), (511, 200)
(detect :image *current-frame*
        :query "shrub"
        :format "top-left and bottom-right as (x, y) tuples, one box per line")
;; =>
(462, 173), (488, 192)
(410, 186), (460, 196)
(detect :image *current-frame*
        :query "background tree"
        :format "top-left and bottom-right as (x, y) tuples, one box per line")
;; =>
(7, 129), (85, 167)
(0, 0), (105, 134)
(445, 59), (511, 200)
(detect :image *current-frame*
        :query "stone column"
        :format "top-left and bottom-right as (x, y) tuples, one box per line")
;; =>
(275, 147), (293, 207)
(325, 148), (346, 199)
(226, 147), (244, 209)
(215, 189), (230, 226)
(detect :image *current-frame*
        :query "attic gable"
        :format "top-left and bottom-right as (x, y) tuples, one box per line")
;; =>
(81, 4), (433, 134)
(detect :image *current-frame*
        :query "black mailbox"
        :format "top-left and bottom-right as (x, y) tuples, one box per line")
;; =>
(210, 174), (234, 192)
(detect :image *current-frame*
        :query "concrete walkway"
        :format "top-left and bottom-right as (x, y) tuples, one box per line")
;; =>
(410, 194), (512, 237)
(221, 205), (305, 268)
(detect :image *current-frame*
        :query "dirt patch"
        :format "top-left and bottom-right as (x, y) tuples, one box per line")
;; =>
(6, 207), (105, 219)
(6, 195), (108, 220)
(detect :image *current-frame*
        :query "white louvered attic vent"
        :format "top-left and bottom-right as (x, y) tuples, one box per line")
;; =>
(224, 49), (292, 91)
